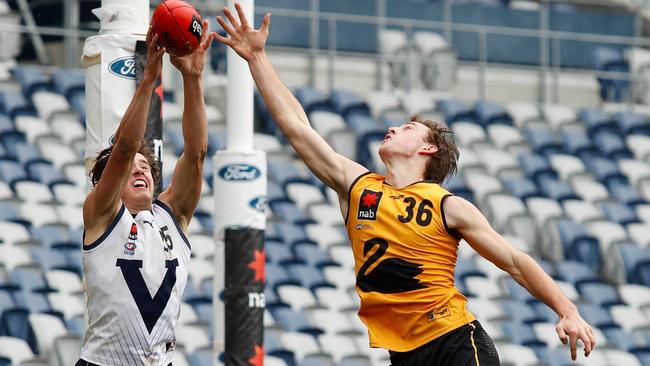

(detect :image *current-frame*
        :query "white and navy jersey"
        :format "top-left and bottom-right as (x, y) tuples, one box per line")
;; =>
(80, 200), (191, 366)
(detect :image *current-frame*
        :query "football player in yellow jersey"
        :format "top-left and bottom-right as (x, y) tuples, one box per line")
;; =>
(216, 4), (596, 365)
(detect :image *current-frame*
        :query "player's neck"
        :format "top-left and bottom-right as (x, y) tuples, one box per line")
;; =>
(383, 158), (426, 189)
(124, 201), (153, 215)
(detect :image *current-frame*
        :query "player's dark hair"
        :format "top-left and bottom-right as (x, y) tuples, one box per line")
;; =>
(89, 140), (160, 188)
(412, 115), (459, 184)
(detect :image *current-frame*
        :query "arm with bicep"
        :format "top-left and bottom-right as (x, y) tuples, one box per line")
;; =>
(442, 195), (596, 361)
(83, 31), (165, 238)
(213, 4), (367, 199)
(157, 20), (213, 231)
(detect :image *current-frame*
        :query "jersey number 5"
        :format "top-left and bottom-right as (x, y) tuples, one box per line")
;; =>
(159, 226), (174, 252)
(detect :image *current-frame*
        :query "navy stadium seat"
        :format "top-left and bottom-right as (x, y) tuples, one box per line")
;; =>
(11, 66), (50, 98)
(293, 243), (336, 268)
(0, 308), (38, 353)
(25, 161), (69, 187)
(330, 89), (370, 118)
(294, 87), (333, 114)
(614, 112), (650, 136)
(592, 131), (633, 160)
(0, 92), (34, 118)
(501, 300), (546, 324)
(436, 99), (475, 124)
(579, 108), (618, 135)
(474, 100), (513, 127)
(561, 130), (599, 160)
(275, 222), (311, 247)
(603, 328), (648, 352)
(52, 69), (84, 100)
(501, 321), (545, 348)
(600, 202), (640, 225)
(267, 262), (299, 290)
(536, 176), (578, 202)
(69, 93), (85, 123)
(607, 180), (646, 207)
(442, 174), (475, 203)
(577, 303), (617, 329)
(0, 159), (29, 187)
(285, 263), (331, 290)
(591, 47), (629, 103)
(616, 243), (650, 284)
(0, 115), (15, 135)
(525, 127), (563, 156)
(518, 153), (557, 181)
(576, 282), (624, 307)
(269, 304), (324, 336)
(503, 177), (541, 201)
(553, 219), (601, 268)
(555, 261), (600, 286)
(269, 200), (315, 226)
(501, 278), (536, 304)
(267, 240), (294, 264)
(583, 156), (627, 185)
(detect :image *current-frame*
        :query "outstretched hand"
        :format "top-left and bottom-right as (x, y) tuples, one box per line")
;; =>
(214, 3), (271, 61)
(170, 19), (215, 77)
(144, 27), (165, 84)
(556, 307), (596, 360)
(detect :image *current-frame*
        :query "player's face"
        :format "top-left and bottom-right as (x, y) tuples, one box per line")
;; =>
(378, 121), (433, 159)
(121, 153), (155, 205)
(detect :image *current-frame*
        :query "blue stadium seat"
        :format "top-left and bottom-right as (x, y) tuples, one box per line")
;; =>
(531, 302), (560, 323)
(29, 248), (71, 273)
(267, 262), (299, 290)
(501, 321), (546, 348)
(31, 224), (77, 249)
(454, 257), (486, 283)
(346, 114), (384, 136)
(275, 222), (312, 247)
(436, 99), (475, 124)
(293, 243), (336, 268)
(576, 282), (624, 307)
(592, 132), (633, 160)
(579, 108), (618, 136)
(12, 143), (40, 166)
(330, 89), (370, 118)
(294, 87), (333, 114)
(525, 127), (564, 156)
(11, 66), (50, 98)
(614, 112), (650, 136)
(538, 346), (576, 366)
(269, 304), (324, 336)
(269, 200), (315, 226)
(583, 156), (627, 185)
(267, 240), (294, 264)
(553, 220), (601, 269)
(0, 159), (29, 187)
(207, 130), (226, 156)
(285, 263), (332, 290)
(501, 278), (536, 304)
(599, 202), (640, 225)
(25, 161), (69, 187)
(68, 93), (85, 123)
(536, 176), (578, 202)
(555, 261), (599, 286)
(268, 161), (312, 187)
(189, 347), (213, 366)
(0, 115), (15, 135)
(52, 69), (84, 101)
(592, 47), (629, 103)
(561, 130), (599, 160)
(616, 242), (650, 284)
(0, 92), (34, 118)
(503, 177), (541, 201)
(518, 153), (557, 181)
(442, 174), (475, 203)
(501, 300), (546, 324)
(577, 303), (617, 329)
(0, 308), (38, 353)
(606, 180), (646, 207)
(603, 328), (647, 352)
(0, 130), (26, 153)
(473, 100), (513, 127)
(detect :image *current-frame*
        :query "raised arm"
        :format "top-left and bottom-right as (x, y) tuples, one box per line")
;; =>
(157, 20), (213, 231)
(83, 30), (164, 239)
(443, 195), (595, 361)
(214, 4), (367, 201)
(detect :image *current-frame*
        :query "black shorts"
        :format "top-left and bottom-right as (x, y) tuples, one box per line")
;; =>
(389, 320), (500, 366)
(76, 360), (172, 366)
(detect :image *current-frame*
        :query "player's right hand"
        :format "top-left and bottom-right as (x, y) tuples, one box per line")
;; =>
(143, 26), (165, 85)
(214, 2), (270, 62)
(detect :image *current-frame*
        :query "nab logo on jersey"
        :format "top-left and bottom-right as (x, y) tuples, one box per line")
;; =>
(357, 189), (382, 221)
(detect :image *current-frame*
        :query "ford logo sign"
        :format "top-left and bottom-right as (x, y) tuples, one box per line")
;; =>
(109, 56), (137, 79)
(218, 164), (261, 181)
(248, 196), (267, 213)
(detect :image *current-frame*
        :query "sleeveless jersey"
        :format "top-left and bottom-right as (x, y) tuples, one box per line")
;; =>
(80, 200), (191, 366)
(346, 173), (475, 352)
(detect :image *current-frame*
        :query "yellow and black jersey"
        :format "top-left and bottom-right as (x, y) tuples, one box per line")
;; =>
(346, 172), (475, 352)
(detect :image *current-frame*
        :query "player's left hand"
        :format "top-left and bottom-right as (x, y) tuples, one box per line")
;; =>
(170, 19), (215, 77)
(555, 307), (596, 360)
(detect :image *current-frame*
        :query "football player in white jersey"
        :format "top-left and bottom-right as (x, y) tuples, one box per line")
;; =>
(79, 24), (215, 366)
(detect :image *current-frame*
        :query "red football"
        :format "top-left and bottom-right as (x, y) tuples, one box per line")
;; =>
(150, 0), (203, 56)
